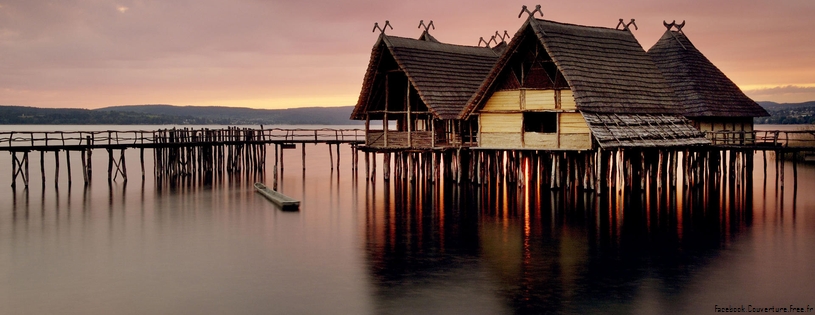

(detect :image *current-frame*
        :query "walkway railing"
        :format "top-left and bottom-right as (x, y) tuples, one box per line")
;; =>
(0, 127), (365, 150)
(706, 130), (815, 149)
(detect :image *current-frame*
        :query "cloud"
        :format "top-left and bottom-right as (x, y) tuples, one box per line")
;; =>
(743, 85), (815, 103)
(0, 0), (814, 108)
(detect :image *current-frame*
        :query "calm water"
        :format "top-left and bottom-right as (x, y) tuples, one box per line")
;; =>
(1, 125), (813, 315)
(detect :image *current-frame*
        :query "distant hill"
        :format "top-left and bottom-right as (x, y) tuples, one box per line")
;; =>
(756, 101), (815, 124)
(0, 104), (360, 125)
(98, 105), (357, 125)
(0, 105), (207, 124)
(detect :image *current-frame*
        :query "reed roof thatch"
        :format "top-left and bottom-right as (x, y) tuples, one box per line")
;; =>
(584, 113), (709, 148)
(647, 30), (769, 118)
(351, 34), (498, 120)
(462, 18), (683, 117)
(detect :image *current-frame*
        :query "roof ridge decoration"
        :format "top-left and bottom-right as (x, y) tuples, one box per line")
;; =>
(616, 19), (638, 32)
(477, 36), (497, 48)
(372, 21), (393, 34)
(663, 20), (687, 50)
(478, 30), (509, 48)
(494, 30), (510, 44)
(418, 20), (434, 32)
(518, 5), (543, 19)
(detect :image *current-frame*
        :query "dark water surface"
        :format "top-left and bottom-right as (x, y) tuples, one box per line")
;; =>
(1, 126), (814, 314)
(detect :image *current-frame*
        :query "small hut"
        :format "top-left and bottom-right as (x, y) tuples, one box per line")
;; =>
(351, 28), (499, 150)
(461, 18), (709, 150)
(647, 23), (769, 144)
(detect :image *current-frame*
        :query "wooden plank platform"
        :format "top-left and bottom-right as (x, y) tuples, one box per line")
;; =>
(254, 182), (300, 211)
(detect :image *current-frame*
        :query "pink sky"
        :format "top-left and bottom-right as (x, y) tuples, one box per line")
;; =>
(1, 0), (813, 109)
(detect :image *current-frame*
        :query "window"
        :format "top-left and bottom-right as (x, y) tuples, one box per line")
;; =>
(524, 112), (557, 133)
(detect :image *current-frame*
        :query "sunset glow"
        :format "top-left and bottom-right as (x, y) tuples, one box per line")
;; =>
(0, 0), (813, 109)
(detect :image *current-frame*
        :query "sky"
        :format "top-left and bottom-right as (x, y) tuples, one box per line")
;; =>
(1, 0), (814, 109)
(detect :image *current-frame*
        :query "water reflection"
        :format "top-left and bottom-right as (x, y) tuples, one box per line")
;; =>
(365, 154), (760, 314)
(1, 142), (813, 314)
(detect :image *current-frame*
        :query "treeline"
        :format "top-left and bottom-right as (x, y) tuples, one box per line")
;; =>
(99, 105), (358, 125)
(0, 105), (360, 125)
(0, 106), (212, 124)
(756, 101), (815, 124)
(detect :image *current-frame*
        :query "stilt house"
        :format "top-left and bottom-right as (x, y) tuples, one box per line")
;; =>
(351, 29), (499, 150)
(461, 18), (709, 150)
(647, 23), (769, 143)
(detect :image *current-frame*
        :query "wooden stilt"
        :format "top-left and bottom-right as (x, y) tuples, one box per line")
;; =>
(456, 149), (462, 184)
(328, 144), (333, 171)
(780, 150), (785, 190)
(39, 150), (46, 188)
(54, 150), (59, 187)
(107, 148), (113, 182)
(372, 152), (376, 179)
(792, 150), (798, 190)
(25, 151), (30, 188)
(139, 147), (145, 181)
(119, 149), (128, 182)
(11, 152), (16, 188)
(353, 145), (359, 173)
(10, 152), (29, 188)
(365, 152), (370, 179)
(384, 153), (390, 181)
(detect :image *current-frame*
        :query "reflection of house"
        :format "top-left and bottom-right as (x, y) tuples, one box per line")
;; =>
(647, 23), (769, 143)
(350, 30), (499, 150)
(462, 18), (708, 150)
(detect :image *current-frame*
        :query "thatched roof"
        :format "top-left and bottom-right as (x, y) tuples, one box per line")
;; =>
(462, 18), (683, 117)
(647, 30), (769, 118)
(583, 113), (709, 148)
(351, 34), (498, 120)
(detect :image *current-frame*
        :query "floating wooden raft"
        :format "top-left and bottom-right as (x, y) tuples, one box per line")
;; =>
(254, 182), (300, 211)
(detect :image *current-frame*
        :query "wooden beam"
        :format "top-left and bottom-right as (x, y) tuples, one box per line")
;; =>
(407, 80), (412, 147)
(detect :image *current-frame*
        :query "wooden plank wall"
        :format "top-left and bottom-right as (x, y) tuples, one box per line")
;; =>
(478, 88), (591, 150)
(525, 90), (556, 110)
(483, 91), (521, 111)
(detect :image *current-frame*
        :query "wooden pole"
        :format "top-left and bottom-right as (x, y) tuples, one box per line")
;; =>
(25, 151), (30, 188)
(66, 150), (72, 185)
(328, 143), (333, 170)
(792, 150), (798, 190)
(108, 148), (114, 182)
(40, 150), (45, 188)
(120, 149), (128, 182)
(54, 150), (59, 187)
(456, 149), (462, 184)
(780, 150), (785, 191)
(140, 148), (145, 180)
(11, 152), (17, 189)
(384, 152), (390, 181)
(280, 142), (285, 172)
(274, 144), (278, 190)
(406, 80), (412, 147)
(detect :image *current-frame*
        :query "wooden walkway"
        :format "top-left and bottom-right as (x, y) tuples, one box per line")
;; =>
(3, 128), (813, 190)
(707, 129), (815, 151)
(1, 127), (364, 188)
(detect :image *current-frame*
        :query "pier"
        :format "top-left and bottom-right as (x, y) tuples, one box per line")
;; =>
(1, 127), (364, 189)
(2, 127), (813, 193)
